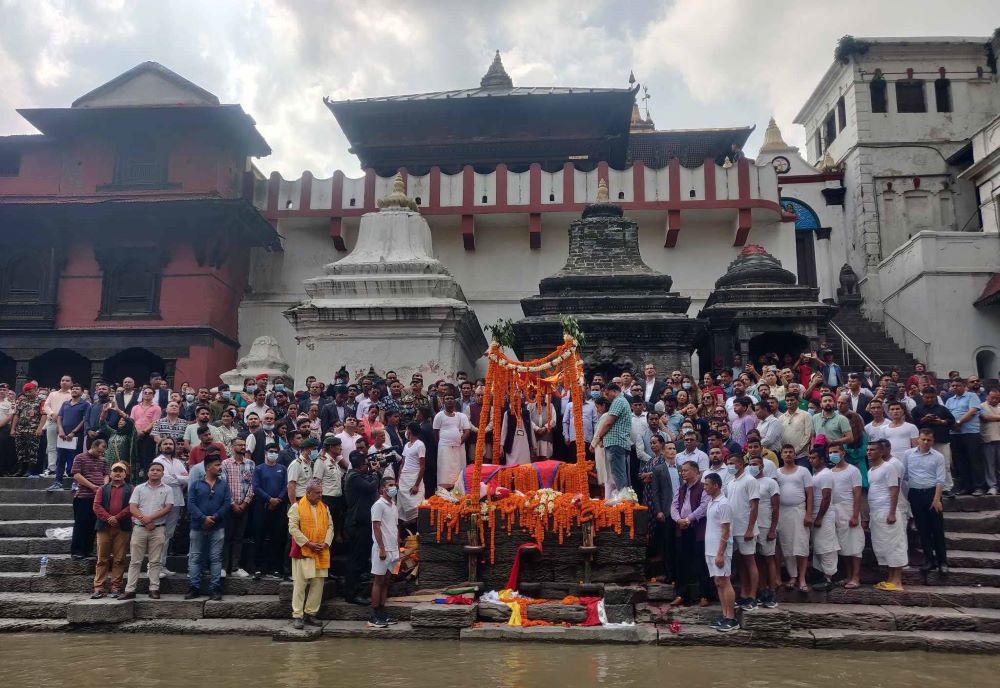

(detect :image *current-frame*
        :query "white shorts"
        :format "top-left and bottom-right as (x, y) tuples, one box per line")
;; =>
(705, 552), (732, 578)
(371, 545), (400, 576)
(735, 534), (757, 556)
(756, 529), (777, 556)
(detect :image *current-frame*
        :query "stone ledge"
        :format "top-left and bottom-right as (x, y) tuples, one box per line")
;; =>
(66, 598), (134, 624)
(410, 602), (477, 628)
(526, 603), (586, 623)
(322, 620), (459, 640)
(133, 597), (206, 620)
(0, 617), (71, 632)
(460, 623), (656, 644)
(0, 592), (83, 618)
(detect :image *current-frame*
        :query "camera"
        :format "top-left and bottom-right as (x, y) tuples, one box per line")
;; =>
(368, 448), (400, 470)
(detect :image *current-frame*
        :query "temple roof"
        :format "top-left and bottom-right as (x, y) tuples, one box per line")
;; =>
(627, 126), (754, 168)
(715, 244), (797, 288)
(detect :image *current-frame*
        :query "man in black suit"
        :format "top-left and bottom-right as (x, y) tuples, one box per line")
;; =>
(320, 386), (355, 436)
(641, 363), (667, 408)
(149, 373), (171, 410)
(115, 377), (140, 416)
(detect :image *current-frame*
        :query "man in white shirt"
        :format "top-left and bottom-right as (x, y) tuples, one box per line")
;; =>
(42, 375), (73, 475)
(335, 417), (362, 457)
(830, 450), (864, 588)
(808, 451), (839, 590)
(749, 454), (780, 608)
(642, 363), (665, 405)
(724, 452), (760, 612)
(779, 389), (812, 467)
(867, 443), (907, 591)
(864, 400), (891, 443)
(355, 386), (381, 422)
(754, 401), (782, 454)
(704, 446), (732, 487)
(432, 390), (471, 490)
(370, 476), (400, 628)
(883, 401), (919, 459)
(679, 432), (709, 473)
(703, 472), (738, 632)
(243, 389), (270, 422)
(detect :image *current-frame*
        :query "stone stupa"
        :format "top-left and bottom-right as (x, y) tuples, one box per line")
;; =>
(284, 174), (487, 382)
(513, 179), (704, 377)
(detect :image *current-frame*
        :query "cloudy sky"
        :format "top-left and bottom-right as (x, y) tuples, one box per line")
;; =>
(1, 0), (996, 176)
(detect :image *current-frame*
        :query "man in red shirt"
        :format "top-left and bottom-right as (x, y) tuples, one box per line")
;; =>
(70, 439), (109, 559)
(188, 426), (228, 467)
(91, 460), (132, 598)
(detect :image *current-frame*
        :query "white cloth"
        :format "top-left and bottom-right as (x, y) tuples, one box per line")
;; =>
(883, 422), (918, 458)
(436, 445), (466, 489)
(335, 431), (360, 456)
(706, 553), (732, 577)
(723, 471), (760, 538)
(704, 494), (734, 559)
(867, 461), (900, 514)
(679, 448), (709, 473)
(777, 502), (810, 557)
(888, 456), (911, 517)
(864, 419), (890, 443)
(433, 410), (471, 447)
(152, 455), (188, 507)
(755, 476), (779, 532)
(810, 504), (839, 556)
(834, 500), (865, 556)
(397, 440), (425, 521)
(370, 496), (399, 555)
(869, 508), (908, 567)
(831, 463), (862, 506)
(810, 468), (834, 519)
(500, 412), (531, 465)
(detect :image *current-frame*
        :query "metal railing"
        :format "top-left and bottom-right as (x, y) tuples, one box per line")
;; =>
(828, 320), (884, 377)
(882, 311), (932, 366)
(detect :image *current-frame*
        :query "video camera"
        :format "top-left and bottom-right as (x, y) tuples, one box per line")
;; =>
(367, 448), (400, 471)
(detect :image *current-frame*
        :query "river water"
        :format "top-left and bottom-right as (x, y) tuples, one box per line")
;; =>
(4, 634), (994, 687)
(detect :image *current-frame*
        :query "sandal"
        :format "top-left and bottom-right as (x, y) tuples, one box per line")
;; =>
(873, 581), (903, 592)
(784, 578), (797, 590)
(844, 581), (860, 589)
(798, 583), (810, 593)
(90, 591), (105, 599)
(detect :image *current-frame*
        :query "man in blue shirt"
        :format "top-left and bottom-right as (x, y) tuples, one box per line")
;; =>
(945, 379), (984, 496)
(252, 441), (288, 579)
(49, 384), (91, 489)
(904, 428), (948, 573)
(185, 452), (231, 601)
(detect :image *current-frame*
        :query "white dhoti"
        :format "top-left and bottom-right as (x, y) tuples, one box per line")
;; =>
(436, 445), (466, 489)
(834, 501), (864, 557)
(811, 514), (839, 576)
(869, 509), (909, 568)
(397, 469), (423, 523)
(778, 503), (810, 578)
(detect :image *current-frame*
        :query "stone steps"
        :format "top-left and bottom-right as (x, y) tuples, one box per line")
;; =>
(771, 584), (1000, 608)
(944, 532), (1000, 552)
(935, 549), (1000, 569)
(0, 504), (73, 520)
(944, 495), (1000, 513)
(0, 520), (73, 538)
(0, 537), (71, 556)
(904, 567), (1000, 587)
(0, 478), (72, 489)
(0, 571), (283, 595)
(942, 511), (1000, 534)
(656, 626), (1000, 652)
(0, 489), (74, 504)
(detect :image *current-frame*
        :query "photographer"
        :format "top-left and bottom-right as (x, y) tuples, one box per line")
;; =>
(343, 450), (379, 605)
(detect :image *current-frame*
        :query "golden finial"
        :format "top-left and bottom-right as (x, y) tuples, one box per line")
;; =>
(759, 117), (795, 153)
(722, 157), (733, 169)
(376, 172), (419, 212)
(595, 178), (610, 203)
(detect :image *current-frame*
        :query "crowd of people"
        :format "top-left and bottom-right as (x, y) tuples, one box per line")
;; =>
(1, 351), (998, 632)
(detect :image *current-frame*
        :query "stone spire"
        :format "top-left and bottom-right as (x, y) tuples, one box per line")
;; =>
(376, 172), (419, 212)
(595, 178), (610, 203)
(480, 50), (513, 90)
(759, 117), (795, 153)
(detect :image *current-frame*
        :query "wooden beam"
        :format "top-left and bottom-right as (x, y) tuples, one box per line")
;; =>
(462, 214), (475, 251)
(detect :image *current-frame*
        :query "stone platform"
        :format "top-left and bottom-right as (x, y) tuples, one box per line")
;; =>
(1, 477), (999, 651)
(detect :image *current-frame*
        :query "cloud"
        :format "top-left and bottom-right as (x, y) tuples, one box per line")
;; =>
(0, 0), (995, 176)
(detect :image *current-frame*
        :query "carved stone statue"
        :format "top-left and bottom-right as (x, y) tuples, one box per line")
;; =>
(837, 263), (862, 304)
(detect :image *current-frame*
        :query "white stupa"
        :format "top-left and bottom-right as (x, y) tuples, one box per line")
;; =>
(283, 173), (487, 382)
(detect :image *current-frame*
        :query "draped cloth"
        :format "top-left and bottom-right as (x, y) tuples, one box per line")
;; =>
(291, 497), (331, 570)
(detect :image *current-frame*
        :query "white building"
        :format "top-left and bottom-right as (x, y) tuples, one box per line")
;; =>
(793, 36), (1000, 378)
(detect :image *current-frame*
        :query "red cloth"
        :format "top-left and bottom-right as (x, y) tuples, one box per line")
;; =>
(441, 595), (474, 605)
(461, 459), (565, 492)
(505, 541), (542, 591)
(578, 597), (602, 626)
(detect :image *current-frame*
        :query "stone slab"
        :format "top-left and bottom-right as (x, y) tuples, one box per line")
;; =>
(526, 603), (587, 623)
(602, 604), (635, 624)
(322, 620), (459, 640)
(0, 592), (80, 618)
(921, 631), (1000, 653)
(0, 617), (71, 633)
(273, 625), (323, 642)
(603, 584), (647, 605)
(66, 598), (134, 624)
(809, 629), (929, 651)
(117, 618), (290, 635)
(409, 602), (477, 628)
(317, 600), (415, 621)
(655, 625), (768, 647)
(784, 603), (895, 631)
(958, 606), (1000, 632)
(203, 595), (290, 619)
(644, 583), (676, 601)
(887, 606), (977, 631)
(0, 574), (35, 593)
(943, 510), (1000, 533)
(477, 602), (512, 622)
(133, 597), (206, 620)
(738, 608), (790, 633)
(460, 622), (655, 644)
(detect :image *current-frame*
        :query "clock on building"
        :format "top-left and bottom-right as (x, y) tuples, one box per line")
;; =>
(771, 156), (790, 174)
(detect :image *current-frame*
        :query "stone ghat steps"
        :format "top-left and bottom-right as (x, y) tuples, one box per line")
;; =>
(0, 572), (284, 595)
(942, 510), (1000, 534)
(769, 584), (1000, 608)
(0, 553), (193, 574)
(0, 520), (73, 538)
(0, 488), (74, 504)
(0, 504), (73, 520)
(943, 532), (1000, 552)
(944, 495), (1000, 512)
(0, 537), (70, 556)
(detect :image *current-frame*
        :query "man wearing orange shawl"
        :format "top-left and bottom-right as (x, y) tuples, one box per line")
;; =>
(288, 479), (333, 630)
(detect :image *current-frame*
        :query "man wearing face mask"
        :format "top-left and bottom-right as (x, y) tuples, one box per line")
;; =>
(252, 441), (287, 580)
(344, 451), (380, 605)
(749, 455), (780, 608)
(266, 377), (287, 407)
(723, 452), (759, 611)
(287, 437), (318, 504)
(369, 476), (400, 628)
(221, 437), (255, 578)
(246, 410), (279, 464)
(830, 440), (864, 588)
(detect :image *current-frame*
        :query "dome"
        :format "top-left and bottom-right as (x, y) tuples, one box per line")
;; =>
(715, 244), (797, 288)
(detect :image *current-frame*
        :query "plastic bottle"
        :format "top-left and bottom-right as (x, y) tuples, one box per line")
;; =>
(39, 556), (49, 576)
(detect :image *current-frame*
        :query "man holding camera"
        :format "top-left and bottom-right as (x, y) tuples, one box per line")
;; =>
(344, 450), (380, 605)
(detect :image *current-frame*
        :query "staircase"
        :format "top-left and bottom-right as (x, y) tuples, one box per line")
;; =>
(1, 476), (999, 649)
(828, 304), (921, 375)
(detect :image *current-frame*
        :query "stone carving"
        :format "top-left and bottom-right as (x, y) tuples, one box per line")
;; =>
(837, 263), (862, 305)
(376, 172), (419, 212)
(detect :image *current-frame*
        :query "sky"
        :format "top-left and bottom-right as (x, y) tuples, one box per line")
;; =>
(0, 0), (997, 177)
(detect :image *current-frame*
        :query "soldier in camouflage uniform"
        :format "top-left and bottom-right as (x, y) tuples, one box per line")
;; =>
(399, 375), (429, 426)
(12, 383), (46, 477)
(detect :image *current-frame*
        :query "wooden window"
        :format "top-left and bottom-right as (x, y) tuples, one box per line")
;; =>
(837, 97), (846, 131)
(870, 78), (887, 113)
(934, 78), (952, 113)
(814, 130), (823, 159)
(98, 250), (163, 318)
(895, 80), (926, 113)
(113, 140), (167, 186)
(4, 257), (43, 302)
(824, 111), (837, 148)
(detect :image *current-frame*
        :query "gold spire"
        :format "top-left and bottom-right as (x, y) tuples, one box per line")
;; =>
(480, 50), (513, 90)
(759, 117), (795, 153)
(595, 178), (610, 203)
(817, 150), (839, 173)
(722, 157), (733, 169)
(376, 172), (419, 212)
